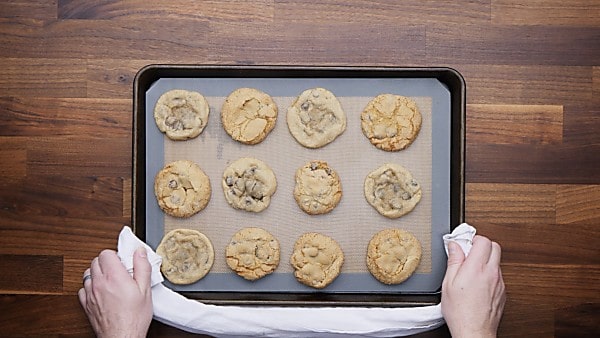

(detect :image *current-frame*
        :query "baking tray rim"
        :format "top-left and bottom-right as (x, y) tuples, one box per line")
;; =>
(132, 64), (465, 306)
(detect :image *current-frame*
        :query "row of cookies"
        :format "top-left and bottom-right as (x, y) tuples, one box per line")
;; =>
(157, 227), (422, 288)
(154, 158), (422, 219)
(153, 88), (422, 151)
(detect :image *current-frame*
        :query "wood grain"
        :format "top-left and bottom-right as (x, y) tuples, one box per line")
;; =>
(467, 104), (563, 144)
(492, 0), (600, 26)
(0, 0), (598, 336)
(0, 254), (63, 294)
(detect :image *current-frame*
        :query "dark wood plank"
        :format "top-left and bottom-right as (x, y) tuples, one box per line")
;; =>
(456, 65), (594, 105)
(502, 263), (600, 307)
(492, 0), (600, 26)
(58, 0), (274, 21)
(555, 303), (600, 338)
(0, 1), (58, 21)
(0, 255), (63, 294)
(0, 210), (124, 257)
(0, 175), (125, 219)
(27, 136), (131, 177)
(465, 183), (555, 224)
(467, 104), (563, 145)
(0, 18), (210, 61)
(274, 0), (491, 25)
(427, 24), (600, 66)
(86, 59), (151, 99)
(466, 143), (600, 184)
(0, 57), (87, 98)
(0, 138), (27, 183)
(0, 295), (93, 336)
(563, 104), (600, 146)
(0, 97), (130, 137)
(556, 185), (600, 224)
(467, 221), (600, 265)
(206, 20), (426, 65)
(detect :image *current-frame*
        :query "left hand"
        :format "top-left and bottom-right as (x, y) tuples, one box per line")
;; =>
(78, 247), (153, 338)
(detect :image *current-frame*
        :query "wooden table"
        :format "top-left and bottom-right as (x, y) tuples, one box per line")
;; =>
(1, 1), (598, 337)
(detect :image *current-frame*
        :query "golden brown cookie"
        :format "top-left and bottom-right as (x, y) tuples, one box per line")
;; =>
(293, 160), (342, 215)
(361, 94), (422, 151)
(221, 88), (278, 145)
(366, 228), (422, 285)
(154, 89), (210, 140)
(225, 227), (280, 281)
(364, 163), (421, 219)
(290, 233), (344, 289)
(154, 160), (211, 218)
(287, 87), (347, 148)
(222, 157), (277, 213)
(156, 229), (215, 285)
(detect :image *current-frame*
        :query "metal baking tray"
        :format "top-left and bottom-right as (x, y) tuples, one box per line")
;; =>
(133, 65), (465, 306)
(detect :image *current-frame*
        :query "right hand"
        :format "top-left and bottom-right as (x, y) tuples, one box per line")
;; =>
(441, 235), (506, 338)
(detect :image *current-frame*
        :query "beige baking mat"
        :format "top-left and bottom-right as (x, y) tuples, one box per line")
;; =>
(162, 96), (432, 274)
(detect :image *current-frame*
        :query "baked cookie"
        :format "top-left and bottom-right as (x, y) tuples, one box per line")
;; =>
(221, 88), (278, 145)
(293, 160), (342, 215)
(154, 89), (210, 140)
(225, 227), (280, 281)
(154, 160), (211, 218)
(287, 87), (347, 148)
(361, 94), (422, 151)
(156, 229), (215, 285)
(364, 163), (421, 219)
(366, 228), (422, 285)
(222, 157), (277, 212)
(290, 233), (344, 289)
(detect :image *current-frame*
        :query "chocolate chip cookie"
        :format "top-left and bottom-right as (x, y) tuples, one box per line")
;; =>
(154, 89), (210, 140)
(154, 160), (211, 218)
(287, 87), (347, 148)
(361, 94), (421, 151)
(364, 163), (421, 219)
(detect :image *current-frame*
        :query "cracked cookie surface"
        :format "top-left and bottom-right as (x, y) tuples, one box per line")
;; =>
(364, 163), (421, 219)
(222, 157), (277, 213)
(293, 160), (342, 215)
(361, 94), (421, 151)
(154, 160), (211, 218)
(287, 87), (346, 148)
(290, 232), (344, 289)
(154, 89), (210, 140)
(226, 227), (280, 281)
(221, 88), (278, 145)
(156, 229), (214, 285)
(367, 228), (421, 285)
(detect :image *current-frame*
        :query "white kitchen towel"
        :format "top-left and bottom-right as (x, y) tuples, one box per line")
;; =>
(117, 223), (476, 337)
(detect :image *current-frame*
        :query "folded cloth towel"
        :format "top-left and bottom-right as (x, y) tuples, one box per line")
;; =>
(117, 223), (476, 337)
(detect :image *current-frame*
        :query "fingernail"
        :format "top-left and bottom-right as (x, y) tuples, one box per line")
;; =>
(136, 246), (147, 258)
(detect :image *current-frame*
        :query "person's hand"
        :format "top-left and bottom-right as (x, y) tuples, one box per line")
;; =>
(78, 247), (153, 338)
(441, 235), (506, 338)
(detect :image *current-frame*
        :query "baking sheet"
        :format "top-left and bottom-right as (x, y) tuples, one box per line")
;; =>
(144, 77), (451, 294)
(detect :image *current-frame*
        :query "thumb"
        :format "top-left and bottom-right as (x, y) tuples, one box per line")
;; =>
(445, 241), (466, 281)
(133, 246), (152, 292)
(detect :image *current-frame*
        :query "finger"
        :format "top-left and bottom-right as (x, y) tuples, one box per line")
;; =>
(97, 249), (130, 280)
(488, 241), (502, 267)
(77, 287), (87, 309)
(82, 267), (92, 287)
(90, 256), (103, 278)
(444, 241), (465, 282)
(465, 235), (492, 266)
(133, 246), (152, 291)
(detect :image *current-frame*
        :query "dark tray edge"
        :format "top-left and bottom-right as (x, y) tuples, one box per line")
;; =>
(132, 65), (466, 306)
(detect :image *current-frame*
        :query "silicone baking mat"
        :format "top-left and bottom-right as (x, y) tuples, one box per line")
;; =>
(143, 77), (451, 294)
